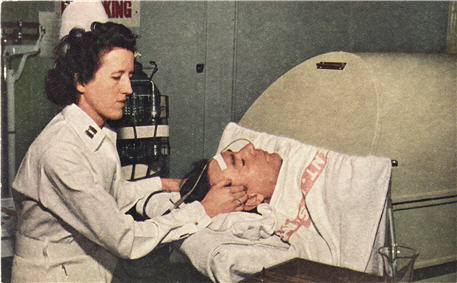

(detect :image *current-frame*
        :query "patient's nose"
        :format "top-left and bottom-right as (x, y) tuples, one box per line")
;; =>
(240, 143), (256, 156)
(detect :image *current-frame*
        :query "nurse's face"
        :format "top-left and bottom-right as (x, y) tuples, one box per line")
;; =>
(76, 47), (134, 127)
(208, 143), (282, 209)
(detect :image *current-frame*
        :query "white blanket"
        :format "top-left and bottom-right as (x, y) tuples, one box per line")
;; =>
(180, 122), (391, 282)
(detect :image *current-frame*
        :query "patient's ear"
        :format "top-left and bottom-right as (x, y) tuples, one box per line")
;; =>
(244, 193), (264, 211)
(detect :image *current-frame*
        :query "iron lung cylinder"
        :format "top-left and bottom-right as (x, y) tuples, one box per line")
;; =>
(239, 52), (456, 270)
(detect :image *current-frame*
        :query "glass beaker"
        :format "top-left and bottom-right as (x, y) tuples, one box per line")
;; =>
(378, 246), (419, 282)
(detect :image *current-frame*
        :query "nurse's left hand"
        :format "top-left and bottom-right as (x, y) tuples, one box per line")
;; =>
(161, 178), (183, 192)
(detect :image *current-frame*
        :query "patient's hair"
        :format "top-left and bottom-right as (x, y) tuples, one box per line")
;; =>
(180, 159), (210, 203)
(180, 159), (257, 213)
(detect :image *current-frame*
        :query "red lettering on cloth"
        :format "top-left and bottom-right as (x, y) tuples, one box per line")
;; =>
(278, 150), (328, 242)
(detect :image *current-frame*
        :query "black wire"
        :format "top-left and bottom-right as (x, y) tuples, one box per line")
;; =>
(147, 85), (161, 178)
(147, 121), (159, 177)
(142, 190), (167, 218)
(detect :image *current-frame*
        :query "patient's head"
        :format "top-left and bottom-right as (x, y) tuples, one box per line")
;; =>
(180, 143), (282, 211)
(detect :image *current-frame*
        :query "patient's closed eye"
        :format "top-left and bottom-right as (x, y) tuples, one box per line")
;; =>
(229, 152), (235, 167)
(235, 155), (245, 168)
(227, 150), (245, 168)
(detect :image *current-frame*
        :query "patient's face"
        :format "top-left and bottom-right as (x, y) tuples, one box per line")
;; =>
(208, 143), (282, 207)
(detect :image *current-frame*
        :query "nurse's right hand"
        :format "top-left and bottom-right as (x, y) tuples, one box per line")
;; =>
(200, 179), (247, 218)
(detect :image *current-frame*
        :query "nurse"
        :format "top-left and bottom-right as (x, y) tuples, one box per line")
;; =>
(11, 21), (247, 282)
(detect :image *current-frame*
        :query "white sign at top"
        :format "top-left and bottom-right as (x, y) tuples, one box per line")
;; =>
(57, 1), (140, 28)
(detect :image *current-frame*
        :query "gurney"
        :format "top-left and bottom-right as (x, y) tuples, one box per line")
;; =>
(179, 122), (391, 282)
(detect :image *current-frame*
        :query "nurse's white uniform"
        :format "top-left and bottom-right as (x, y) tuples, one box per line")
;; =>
(11, 104), (209, 282)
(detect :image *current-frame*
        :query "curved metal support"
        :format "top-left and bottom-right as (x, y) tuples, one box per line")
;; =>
(2, 25), (45, 196)
(387, 160), (399, 277)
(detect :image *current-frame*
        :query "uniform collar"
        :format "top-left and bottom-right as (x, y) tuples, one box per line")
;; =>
(62, 104), (117, 152)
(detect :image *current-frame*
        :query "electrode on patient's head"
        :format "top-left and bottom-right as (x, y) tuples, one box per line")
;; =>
(213, 137), (254, 171)
(213, 153), (227, 171)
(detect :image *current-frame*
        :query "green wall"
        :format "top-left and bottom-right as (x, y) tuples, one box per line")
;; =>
(2, 1), (449, 178)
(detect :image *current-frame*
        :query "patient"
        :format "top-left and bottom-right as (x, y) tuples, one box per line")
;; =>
(179, 142), (282, 211)
(177, 122), (391, 283)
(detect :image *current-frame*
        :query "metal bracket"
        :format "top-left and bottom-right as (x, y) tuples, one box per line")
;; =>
(316, 61), (347, 70)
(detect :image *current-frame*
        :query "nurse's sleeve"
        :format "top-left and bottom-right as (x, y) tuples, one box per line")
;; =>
(40, 145), (210, 259)
(115, 177), (163, 213)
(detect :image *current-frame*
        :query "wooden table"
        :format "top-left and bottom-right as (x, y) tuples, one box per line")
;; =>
(240, 258), (384, 283)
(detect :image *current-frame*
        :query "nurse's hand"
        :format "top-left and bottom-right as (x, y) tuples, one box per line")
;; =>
(161, 178), (183, 192)
(200, 179), (247, 218)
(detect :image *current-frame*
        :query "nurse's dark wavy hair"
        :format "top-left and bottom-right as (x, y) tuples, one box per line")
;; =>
(45, 22), (137, 106)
